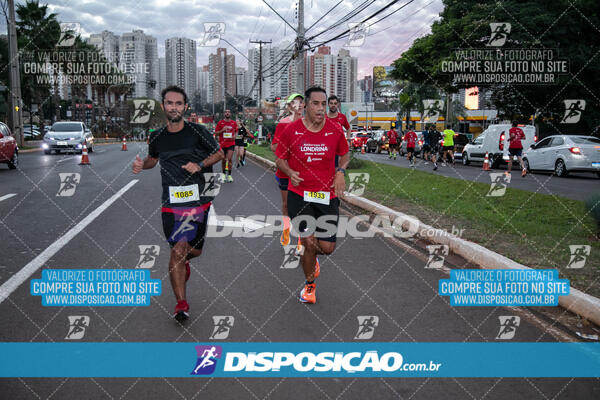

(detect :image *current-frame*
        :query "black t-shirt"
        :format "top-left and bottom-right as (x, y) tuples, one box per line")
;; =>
(148, 121), (220, 207)
(236, 125), (252, 141)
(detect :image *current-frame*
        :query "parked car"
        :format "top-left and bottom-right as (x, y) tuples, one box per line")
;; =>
(43, 121), (94, 154)
(351, 132), (371, 150)
(0, 122), (18, 169)
(523, 135), (600, 178)
(23, 127), (42, 140)
(462, 124), (537, 168)
(399, 131), (424, 156)
(366, 130), (389, 153)
(449, 133), (471, 159)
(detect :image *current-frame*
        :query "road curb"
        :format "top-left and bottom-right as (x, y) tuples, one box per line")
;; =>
(246, 150), (600, 327)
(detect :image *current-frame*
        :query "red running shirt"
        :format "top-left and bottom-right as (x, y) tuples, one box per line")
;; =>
(273, 122), (289, 179)
(215, 119), (237, 148)
(275, 118), (349, 198)
(508, 127), (525, 149)
(405, 130), (417, 147)
(387, 129), (398, 145)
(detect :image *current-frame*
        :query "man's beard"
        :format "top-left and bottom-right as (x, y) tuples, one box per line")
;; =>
(168, 113), (183, 123)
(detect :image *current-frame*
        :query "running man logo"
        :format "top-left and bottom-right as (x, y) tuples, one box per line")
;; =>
(65, 316), (89, 340)
(422, 100), (444, 123)
(201, 173), (224, 196)
(57, 23), (80, 47)
(170, 209), (202, 242)
(56, 173), (81, 197)
(136, 245), (160, 268)
(566, 245), (591, 269)
(345, 22), (369, 47)
(560, 100), (586, 124)
(354, 316), (379, 340)
(496, 316), (520, 340)
(347, 173), (370, 196)
(210, 316), (234, 340)
(281, 245), (301, 269)
(191, 345), (222, 375)
(486, 23), (511, 47)
(200, 23), (225, 47)
(486, 172), (511, 197)
(131, 99), (156, 124)
(425, 245), (449, 269)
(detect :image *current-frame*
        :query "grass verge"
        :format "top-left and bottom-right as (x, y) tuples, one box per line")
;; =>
(248, 146), (599, 298)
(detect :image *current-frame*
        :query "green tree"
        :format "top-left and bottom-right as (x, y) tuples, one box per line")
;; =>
(15, 0), (61, 123)
(391, 0), (600, 135)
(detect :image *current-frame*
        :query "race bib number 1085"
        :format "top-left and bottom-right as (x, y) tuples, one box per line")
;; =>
(169, 184), (200, 203)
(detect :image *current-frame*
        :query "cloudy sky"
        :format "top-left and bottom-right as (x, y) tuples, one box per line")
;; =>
(6, 0), (443, 77)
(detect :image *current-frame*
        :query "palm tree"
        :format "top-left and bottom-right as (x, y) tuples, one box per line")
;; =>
(16, 0), (61, 125)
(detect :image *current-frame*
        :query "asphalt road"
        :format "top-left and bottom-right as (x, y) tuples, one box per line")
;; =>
(355, 151), (598, 201)
(0, 144), (597, 399)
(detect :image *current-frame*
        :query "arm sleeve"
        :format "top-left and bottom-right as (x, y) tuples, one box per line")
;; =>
(336, 130), (350, 155)
(342, 115), (350, 130)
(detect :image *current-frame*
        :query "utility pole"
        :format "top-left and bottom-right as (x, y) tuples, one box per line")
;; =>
(249, 39), (271, 142)
(249, 39), (271, 113)
(7, 0), (23, 146)
(296, 0), (305, 93)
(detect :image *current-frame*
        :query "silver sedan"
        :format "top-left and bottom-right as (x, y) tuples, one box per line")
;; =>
(523, 135), (600, 178)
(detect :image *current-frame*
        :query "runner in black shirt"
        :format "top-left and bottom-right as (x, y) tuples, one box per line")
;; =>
(132, 85), (224, 322)
(235, 119), (249, 168)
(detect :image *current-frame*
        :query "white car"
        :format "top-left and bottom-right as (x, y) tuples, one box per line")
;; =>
(523, 135), (600, 178)
(462, 124), (537, 168)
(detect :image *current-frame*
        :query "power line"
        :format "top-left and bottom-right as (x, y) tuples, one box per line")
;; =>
(310, 0), (416, 49)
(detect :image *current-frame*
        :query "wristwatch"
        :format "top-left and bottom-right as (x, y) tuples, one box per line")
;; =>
(336, 167), (346, 175)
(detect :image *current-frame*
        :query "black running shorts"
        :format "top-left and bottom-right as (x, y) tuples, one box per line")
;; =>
(161, 205), (210, 250)
(287, 191), (340, 243)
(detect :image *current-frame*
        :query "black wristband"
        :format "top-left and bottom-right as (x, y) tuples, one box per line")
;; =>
(336, 167), (346, 175)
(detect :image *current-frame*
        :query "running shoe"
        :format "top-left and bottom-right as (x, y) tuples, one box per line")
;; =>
(299, 282), (316, 304)
(185, 260), (190, 282)
(227, 175), (233, 183)
(280, 228), (291, 246)
(521, 168), (527, 177)
(296, 237), (304, 255)
(236, 163), (241, 168)
(314, 258), (320, 279)
(433, 163), (438, 171)
(241, 159), (246, 166)
(174, 299), (189, 321)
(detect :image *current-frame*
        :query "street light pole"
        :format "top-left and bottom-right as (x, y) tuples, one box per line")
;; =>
(7, 0), (23, 146)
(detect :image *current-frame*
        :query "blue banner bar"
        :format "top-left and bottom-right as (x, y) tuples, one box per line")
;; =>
(1, 343), (599, 377)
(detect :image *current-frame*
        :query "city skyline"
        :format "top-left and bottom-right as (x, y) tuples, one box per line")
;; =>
(1, 0), (443, 78)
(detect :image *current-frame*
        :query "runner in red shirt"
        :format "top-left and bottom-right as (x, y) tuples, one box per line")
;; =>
(387, 125), (399, 160)
(215, 109), (237, 182)
(271, 93), (304, 247)
(327, 95), (351, 140)
(507, 120), (527, 177)
(404, 126), (418, 166)
(275, 87), (349, 304)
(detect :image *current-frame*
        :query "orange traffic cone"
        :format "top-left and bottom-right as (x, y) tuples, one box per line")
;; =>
(361, 144), (365, 154)
(79, 144), (91, 165)
(483, 152), (490, 171)
(121, 137), (128, 151)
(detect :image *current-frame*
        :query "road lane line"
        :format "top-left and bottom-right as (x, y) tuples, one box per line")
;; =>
(56, 156), (78, 163)
(0, 194), (17, 202)
(0, 179), (139, 304)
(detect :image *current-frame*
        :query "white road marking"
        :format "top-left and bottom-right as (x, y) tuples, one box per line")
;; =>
(0, 193), (17, 202)
(56, 156), (78, 163)
(208, 206), (270, 232)
(0, 179), (139, 304)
